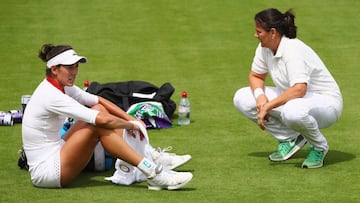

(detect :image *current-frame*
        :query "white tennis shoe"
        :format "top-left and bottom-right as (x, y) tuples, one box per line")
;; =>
(147, 165), (193, 190)
(151, 146), (192, 169)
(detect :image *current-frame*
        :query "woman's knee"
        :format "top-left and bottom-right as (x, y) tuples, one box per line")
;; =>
(281, 100), (308, 129)
(233, 87), (255, 114)
(91, 103), (107, 112)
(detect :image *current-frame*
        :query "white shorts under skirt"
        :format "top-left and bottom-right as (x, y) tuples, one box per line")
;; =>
(29, 147), (62, 188)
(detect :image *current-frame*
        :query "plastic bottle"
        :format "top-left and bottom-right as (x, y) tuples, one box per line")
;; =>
(21, 95), (31, 114)
(178, 91), (190, 125)
(0, 111), (14, 126)
(83, 80), (90, 91)
(9, 110), (22, 123)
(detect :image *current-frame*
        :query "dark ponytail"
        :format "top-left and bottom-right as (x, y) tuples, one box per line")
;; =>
(38, 44), (72, 62)
(283, 10), (297, 38)
(255, 8), (297, 39)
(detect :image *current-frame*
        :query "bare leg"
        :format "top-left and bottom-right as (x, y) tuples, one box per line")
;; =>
(60, 105), (143, 187)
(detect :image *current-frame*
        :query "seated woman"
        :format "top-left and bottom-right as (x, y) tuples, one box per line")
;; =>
(21, 43), (193, 190)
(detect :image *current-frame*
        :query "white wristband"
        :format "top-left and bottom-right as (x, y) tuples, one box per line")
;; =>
(253, 88), (264, 99)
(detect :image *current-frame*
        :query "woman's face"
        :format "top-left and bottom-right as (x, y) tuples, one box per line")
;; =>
(254, 21), (280, 53)
(254, 22), (272, 48)
(53, 63), (79, 87)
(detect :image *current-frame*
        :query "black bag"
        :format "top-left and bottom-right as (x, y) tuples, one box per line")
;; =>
(18, 147), (29, 170)
(86, 80), (177, 117)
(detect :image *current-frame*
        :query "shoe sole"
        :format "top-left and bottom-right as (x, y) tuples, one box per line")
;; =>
(148, 173), (193, 191)
(302, 149), (328, 169)
(269, 139), (307, 162)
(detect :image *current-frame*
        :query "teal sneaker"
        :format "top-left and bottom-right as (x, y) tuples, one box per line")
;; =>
(302, 147), (328, 168)
(269, 135), (307, 161)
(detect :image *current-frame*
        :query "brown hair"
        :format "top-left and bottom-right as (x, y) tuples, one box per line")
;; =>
(255, 8), (297, 39)
(38, 43), (72, 76)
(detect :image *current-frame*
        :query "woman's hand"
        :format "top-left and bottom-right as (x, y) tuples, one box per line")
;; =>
(256, 94), (270, 130)
(136, 118), (146, 129)
(128, 121), (145, 141)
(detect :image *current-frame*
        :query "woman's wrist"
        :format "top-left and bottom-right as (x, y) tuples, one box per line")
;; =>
(128, 121), (139, 130)
(131, 122), (136, 130)
(126, 122), (134, 130)
(253, 88), (265, 99)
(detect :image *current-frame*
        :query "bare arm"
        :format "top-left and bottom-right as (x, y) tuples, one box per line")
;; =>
(249, 71), (266, 91)
(249, 71), (268, 114)
(264, 83), (307, 110)
(257, 83), (307, 130)
(95, 111), (138, 130)
(95, 96), (144, 129)
(249, 71), (308, 130)
(97, 96), (135, 121)
(94, 96), (145, 139)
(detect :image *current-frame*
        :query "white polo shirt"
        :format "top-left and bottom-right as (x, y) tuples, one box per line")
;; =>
(251, 36), (342, 99)
(22, 79), (99, 167)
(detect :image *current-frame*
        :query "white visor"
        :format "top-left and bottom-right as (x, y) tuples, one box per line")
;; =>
(46, 49), (87, 68)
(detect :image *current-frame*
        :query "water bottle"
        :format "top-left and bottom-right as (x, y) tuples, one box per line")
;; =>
(83, 80), (90, 91)
(21, 95), (31, 114)
(0, 111), (14, 126)
(178, 91), (190, 125)
(9, 110), (23, 123)
(60, 117), (75, 138)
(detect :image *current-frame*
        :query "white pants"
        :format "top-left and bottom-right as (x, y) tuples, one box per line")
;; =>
(233, 87), (343, 151)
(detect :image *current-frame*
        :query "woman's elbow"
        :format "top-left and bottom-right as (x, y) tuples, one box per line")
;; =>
(294, 83), (307, 97)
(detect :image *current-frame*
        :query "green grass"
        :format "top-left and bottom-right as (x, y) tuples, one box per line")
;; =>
(1, 0), (359, 202)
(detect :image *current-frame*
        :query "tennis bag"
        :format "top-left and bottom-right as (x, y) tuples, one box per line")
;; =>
(86, 80), (177, 117)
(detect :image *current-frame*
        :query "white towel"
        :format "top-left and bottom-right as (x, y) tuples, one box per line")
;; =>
(105, 120), (151, 185)
(123, 120), (149, 157)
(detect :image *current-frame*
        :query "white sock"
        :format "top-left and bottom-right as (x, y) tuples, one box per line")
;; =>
(137, 158), (156, 178)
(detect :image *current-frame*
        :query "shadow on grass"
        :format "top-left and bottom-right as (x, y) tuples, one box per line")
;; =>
(65, 172), (117, 188)
(248, 150), (356, 166)
(65, 171), (196, 191)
